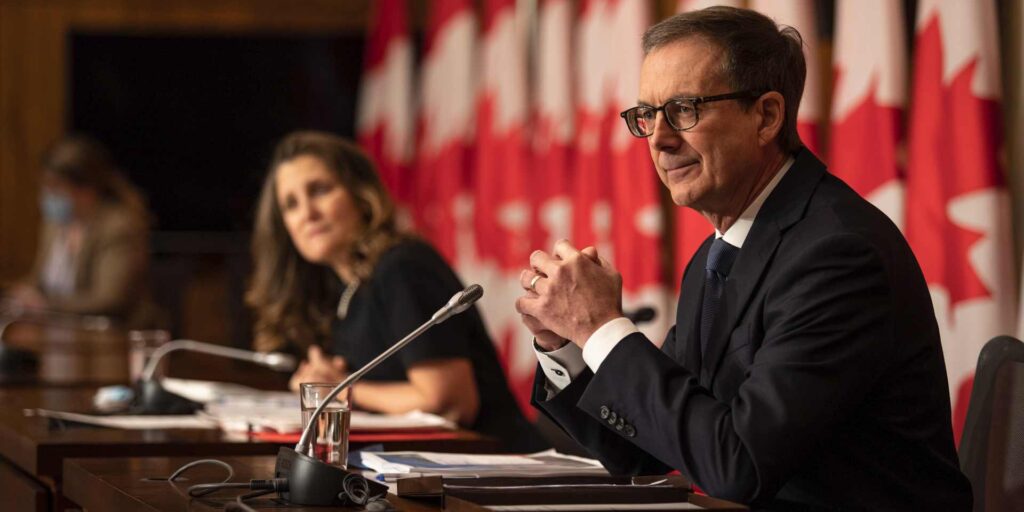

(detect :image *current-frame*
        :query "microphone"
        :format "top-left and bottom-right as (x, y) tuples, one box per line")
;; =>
(274, 284), (484, 506)
(131, 340), (298, 414)
(625, 306), (656, 325)
(140, 340), (298, 381)
(430, 283), (483, 324)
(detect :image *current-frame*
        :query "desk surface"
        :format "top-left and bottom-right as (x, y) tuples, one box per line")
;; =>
(0, 387), (498, 511)
(64, 455), (747, 512)
(1, 323), (128, 386)
(64, 456), (445, 512)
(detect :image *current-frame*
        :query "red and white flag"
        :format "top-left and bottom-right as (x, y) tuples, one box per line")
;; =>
(606, 0), (670, 339)
(532, 0), (574, 254)
(473, 0), (530, 271)
(415, 0), (477, 264)
(357, 0), (415, 215)
(749, 0), (822, 155)
(829, 0), (906, 228)
(571, 0), (614, 255)
(471, 0), (536, 413)
(906, 0), (1016, 441)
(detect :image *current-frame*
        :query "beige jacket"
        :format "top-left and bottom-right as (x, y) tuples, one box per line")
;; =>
(27, 203), (158, 327)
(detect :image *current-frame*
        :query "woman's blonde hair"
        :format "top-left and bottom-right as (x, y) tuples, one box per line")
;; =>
(246, 131), (405, 353)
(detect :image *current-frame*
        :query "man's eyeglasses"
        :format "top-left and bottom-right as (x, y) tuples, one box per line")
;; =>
(619, 90), (764, 138)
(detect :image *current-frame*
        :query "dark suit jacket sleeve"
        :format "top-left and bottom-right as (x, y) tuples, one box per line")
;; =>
(532, 326), (678, 476)
(541, 233), (894, 504)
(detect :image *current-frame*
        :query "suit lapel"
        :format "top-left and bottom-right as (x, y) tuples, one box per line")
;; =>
(677, 237), (713, 373)
(703, 150), (828, 384)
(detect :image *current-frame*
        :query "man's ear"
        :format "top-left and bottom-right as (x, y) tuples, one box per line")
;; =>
(756, 91), (785, 147)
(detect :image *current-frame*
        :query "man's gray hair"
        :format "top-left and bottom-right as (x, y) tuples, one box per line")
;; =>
(642, 6), (807, 152)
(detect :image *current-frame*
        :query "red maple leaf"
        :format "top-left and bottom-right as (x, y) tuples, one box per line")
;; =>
(905, 16), (1004, 318)
(829, 71), (904, 198)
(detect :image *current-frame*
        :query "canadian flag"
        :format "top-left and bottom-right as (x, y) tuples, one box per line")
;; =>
(471, 0), (537, 413)
(531, 0), (574, 254)
(415, 0), (477, 264)
(606, 0), (670, 340)
(571, 0), (614, 256)
(749, 0), (822, 156)
(829, 0), (906, 228)
(356, 0), (415, 214)
(473, 0), (530, 271)
(906, 0), (1017, 441)
(676, 0), (741, 12)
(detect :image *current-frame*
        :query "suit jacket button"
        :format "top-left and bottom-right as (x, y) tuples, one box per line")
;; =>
(599, 406), (610, 419)
(607, 412), (618, 425)
(624, 425), (636, 437)
(616, 417), (625, 430)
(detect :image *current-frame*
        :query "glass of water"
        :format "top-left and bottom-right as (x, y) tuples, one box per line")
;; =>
(299, 382), (351, 468)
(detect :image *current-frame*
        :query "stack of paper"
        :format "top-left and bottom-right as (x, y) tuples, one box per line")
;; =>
(203, 394), (454, 433)
(355, 450), (608, 478)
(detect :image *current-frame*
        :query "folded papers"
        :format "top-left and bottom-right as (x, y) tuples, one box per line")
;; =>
(355, 449), (608, 478)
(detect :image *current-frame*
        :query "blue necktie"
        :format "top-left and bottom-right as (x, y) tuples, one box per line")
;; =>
(700, 238), (739, 359)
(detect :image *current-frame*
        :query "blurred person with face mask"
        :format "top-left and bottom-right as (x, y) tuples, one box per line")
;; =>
(4, 135), (156, 328)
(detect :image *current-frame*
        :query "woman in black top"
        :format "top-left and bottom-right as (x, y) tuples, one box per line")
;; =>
(246, 131), (544, 451)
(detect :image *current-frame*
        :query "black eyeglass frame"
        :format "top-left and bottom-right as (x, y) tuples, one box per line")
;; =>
(619, 90), (765, 137)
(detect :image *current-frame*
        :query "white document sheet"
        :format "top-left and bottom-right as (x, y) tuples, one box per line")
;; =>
(25, 408), (218, 429)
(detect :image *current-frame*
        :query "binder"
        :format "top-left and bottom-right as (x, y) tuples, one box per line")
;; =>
(396, 474), (748, 511)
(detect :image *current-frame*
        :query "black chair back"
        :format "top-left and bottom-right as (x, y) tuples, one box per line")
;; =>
(959, 336), (1024, 512)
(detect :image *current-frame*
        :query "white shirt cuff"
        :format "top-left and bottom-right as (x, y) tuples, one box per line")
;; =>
(581, 317), (639, 373)
(535, 341), (586, 392)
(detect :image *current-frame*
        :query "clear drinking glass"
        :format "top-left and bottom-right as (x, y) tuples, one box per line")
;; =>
(128, 329), (170, 382)
(299, 382), (351, 468)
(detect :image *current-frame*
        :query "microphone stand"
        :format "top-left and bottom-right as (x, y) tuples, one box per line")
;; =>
(274, 284), (483, 506)
(131, 339), (298, 415)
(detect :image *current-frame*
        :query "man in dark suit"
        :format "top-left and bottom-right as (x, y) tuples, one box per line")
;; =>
(515, 7), (972, 510)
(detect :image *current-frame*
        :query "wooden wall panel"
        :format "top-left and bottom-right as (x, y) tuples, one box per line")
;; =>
(0, 0), (380, 282)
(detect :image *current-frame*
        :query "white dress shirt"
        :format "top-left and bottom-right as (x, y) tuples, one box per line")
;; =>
(534, 156), (795, 393)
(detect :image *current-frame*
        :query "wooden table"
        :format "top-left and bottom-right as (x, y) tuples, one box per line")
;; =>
(63, 455), (748, 511)
(63, 455), (447, 511)
(0, 387), (499, 512)
(1, 322), (128, 386)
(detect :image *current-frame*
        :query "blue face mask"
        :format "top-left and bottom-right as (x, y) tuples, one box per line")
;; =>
(40, 192), (74, 224)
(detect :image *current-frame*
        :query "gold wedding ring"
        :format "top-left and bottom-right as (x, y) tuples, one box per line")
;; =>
(529, 274), (542, 292)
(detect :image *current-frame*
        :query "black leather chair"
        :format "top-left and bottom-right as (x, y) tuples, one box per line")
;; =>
(959, 336), (1024, 512)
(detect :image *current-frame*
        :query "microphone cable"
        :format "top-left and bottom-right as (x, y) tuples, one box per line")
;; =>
(163, 457), (388, 510)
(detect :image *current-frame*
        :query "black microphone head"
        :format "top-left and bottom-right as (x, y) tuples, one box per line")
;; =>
(459, 284), (484, 306)
(626, 306), (656, 324)
(432, 284), (484, 323)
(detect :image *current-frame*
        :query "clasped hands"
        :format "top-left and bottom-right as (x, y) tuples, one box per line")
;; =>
(515, 239), (624, 351)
